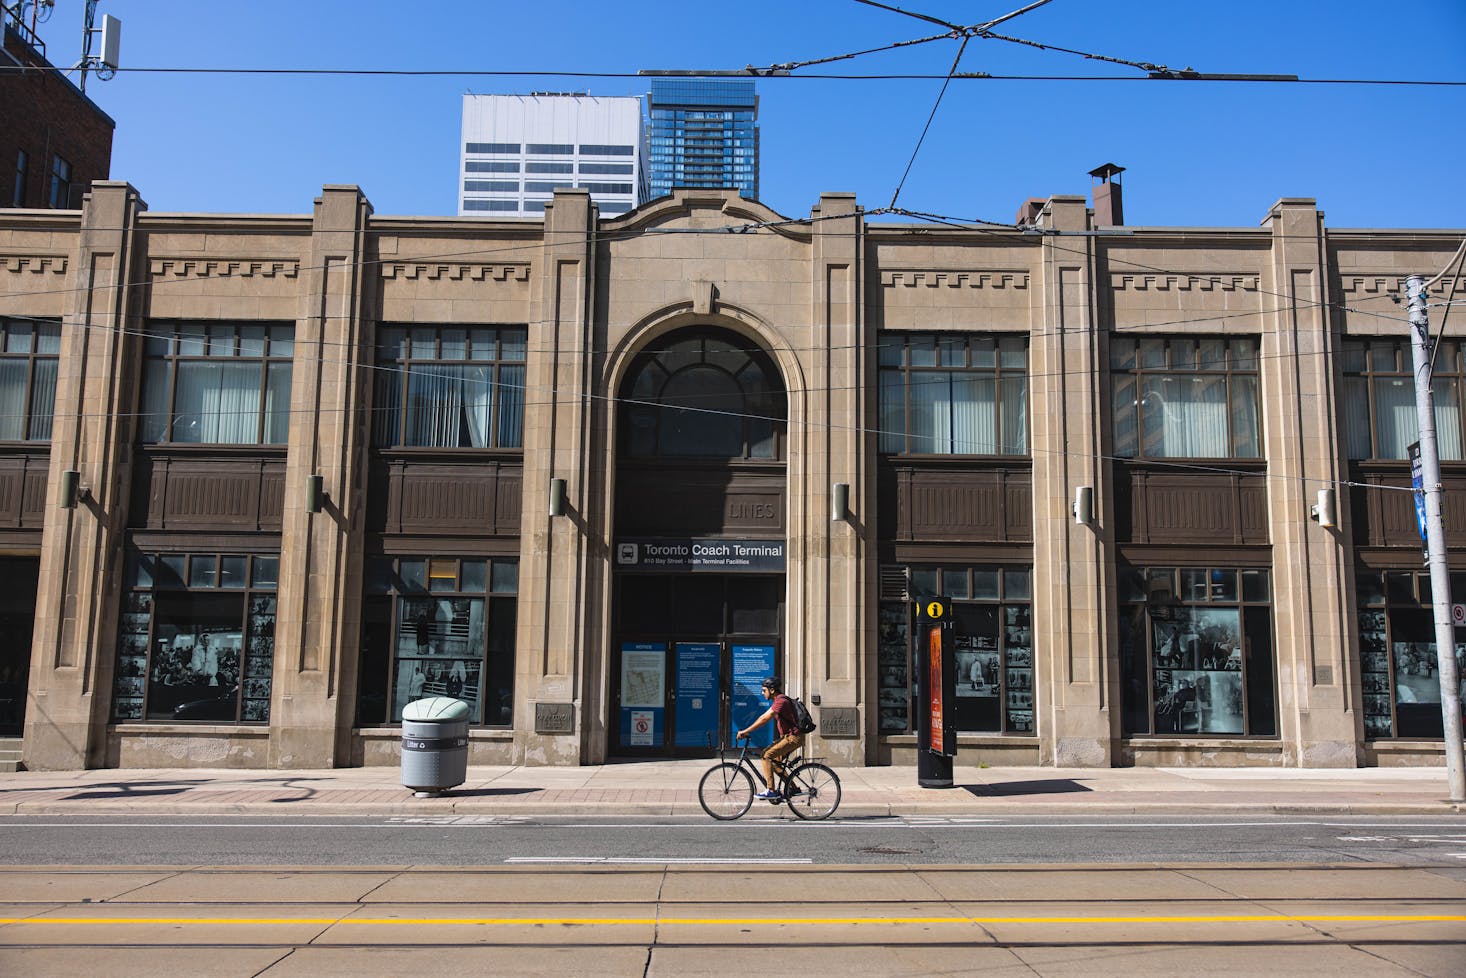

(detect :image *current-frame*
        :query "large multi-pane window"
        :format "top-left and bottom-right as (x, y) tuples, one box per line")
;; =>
(878, 333), (1027, 455)
(356, 556), (518, 726)
(1111, 336), (1260, 458)
(1342, 338), (1463, 460)
(0, 316), (60, 441)
(1118, 565), (1277, 737)
(1356, 569), (1466, 739)
(620, 330), (785, 460)
(879, 565), (1034, 735)
(113, 551), (279, 723)
(373, 326), (526, 449)
(138, 322), (294, 444)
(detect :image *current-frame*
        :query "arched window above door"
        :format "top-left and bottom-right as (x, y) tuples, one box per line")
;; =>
(621, 330), (786, 460)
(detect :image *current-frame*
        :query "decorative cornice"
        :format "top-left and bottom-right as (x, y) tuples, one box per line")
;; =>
(0, 254), (68, 275)
(1110, 272), (1258, 292)
(380, 262), (531, 282)
(1338, 274), (1465, 298)
(881, 269), (1029, 290)
(151, 258), (300, 279)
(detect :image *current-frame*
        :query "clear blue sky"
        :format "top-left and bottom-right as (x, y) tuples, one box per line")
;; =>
(31, 0), (1466, 228)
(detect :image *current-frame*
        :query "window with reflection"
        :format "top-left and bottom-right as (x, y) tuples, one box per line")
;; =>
(357, 556), (518, 726)
(1342, 338), (1463, 461)
(1355, 568), (1466, 739)
(1118, 565), (1276, 737)
(138, 321), (294, 444)
(1111, 336), (1260, 459)
(879, 565), (1034, 735)
(0, 316), (60, 441)
(620, 329), (785, 460)
(878, 332), (1027, 455)
(373, 325), (526, 449)
(112, 551), (279, 723)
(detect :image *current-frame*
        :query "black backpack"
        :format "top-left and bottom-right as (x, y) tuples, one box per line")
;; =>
(790, 696), (817, 734)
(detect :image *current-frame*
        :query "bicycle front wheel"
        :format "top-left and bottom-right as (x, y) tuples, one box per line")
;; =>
(698, 762), (754, 820)
(786, 762), (841, 820)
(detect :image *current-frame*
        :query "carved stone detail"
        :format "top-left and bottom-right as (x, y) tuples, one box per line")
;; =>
(1109, 273), (1258, 292)
(380, 263), (531, 282)
(881, 270), (1029, 289)
(0, 254), (68, 275)
(818, 707), (860, 738)
(150, 258), (300, 279)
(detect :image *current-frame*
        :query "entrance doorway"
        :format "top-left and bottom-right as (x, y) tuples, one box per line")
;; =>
(612, 574), (783, 757)
(0, 557), (38, 735)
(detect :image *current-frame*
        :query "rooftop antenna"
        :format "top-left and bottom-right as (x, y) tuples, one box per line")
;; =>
(73, 0), (121, 93)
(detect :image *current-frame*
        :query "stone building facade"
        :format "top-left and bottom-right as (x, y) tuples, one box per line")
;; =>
(1, 180), (1462, 771)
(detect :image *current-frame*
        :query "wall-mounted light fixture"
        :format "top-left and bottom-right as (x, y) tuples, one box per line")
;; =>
(1310, 487), (1337, 528)
(59, 469), (85, 509)
(305, 474), (326, 514)
(549, 477), (567, 518)
(1073, 485), (1094, 526)
(831, 482), (850, 522)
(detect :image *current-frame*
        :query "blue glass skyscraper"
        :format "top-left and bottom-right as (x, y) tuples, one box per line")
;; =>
(645, 79), (759, 202)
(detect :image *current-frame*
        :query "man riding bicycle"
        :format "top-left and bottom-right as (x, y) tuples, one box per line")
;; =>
(737, 676), (804, 800)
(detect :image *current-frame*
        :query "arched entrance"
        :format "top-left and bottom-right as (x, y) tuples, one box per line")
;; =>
(610, 327), (788, 757)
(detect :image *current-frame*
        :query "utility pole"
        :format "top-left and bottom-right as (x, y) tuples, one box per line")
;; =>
(1406, 274), (1465, 803)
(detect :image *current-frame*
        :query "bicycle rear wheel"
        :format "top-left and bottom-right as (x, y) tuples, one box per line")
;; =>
(785, 762), (841, 820)
(698, 762), (754, 820)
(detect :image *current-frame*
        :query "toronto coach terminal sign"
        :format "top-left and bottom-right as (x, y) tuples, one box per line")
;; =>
(615, 539), (786, 573)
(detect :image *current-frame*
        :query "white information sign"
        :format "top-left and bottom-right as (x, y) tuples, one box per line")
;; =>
(630, 710), (654, 746)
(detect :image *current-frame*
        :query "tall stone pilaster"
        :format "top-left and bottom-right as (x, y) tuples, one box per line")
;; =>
(518, 189), (597, 764)
(24, 182), (147, 769)
(805, 193), (864, 767)
(269, 186), (373, 768)
(1260, 199), (1357, 766)
(1029, 196), (1112, 766)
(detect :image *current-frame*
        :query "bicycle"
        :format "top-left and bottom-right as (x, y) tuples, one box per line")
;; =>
(697, 735), (841, 820)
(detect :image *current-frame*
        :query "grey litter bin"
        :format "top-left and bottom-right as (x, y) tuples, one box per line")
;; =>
(401, 696), (471, 797)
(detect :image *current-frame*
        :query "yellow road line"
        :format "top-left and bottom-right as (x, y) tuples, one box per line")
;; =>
(1, 914), (1463, 926)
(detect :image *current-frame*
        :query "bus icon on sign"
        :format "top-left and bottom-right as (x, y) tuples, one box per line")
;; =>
(617, 543), (639, 565)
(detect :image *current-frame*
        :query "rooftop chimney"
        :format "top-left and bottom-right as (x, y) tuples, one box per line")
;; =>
(1089, 163), (1125, 226)
(1014, 197), (1046, 226)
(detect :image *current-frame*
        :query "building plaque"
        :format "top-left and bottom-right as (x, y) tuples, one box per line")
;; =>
(535, 702), (575, 734)
(818, 707), (859, 738)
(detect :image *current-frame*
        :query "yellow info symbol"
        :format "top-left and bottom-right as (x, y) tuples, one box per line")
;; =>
(925, 601), (945, 620)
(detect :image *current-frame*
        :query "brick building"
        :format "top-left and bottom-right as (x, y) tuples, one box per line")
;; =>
(1, 14), (114, 209)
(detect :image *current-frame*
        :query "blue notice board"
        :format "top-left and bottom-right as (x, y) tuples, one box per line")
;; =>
(619, 642), (666, 748)
(674, 643), (721, 747)
(730, 644), (777, 748)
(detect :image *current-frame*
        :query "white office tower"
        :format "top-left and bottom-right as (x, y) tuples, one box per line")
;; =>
(459, 94), (646, 217)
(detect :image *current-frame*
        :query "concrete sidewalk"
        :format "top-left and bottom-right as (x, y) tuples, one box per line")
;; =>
(1, 761), (1462, 816)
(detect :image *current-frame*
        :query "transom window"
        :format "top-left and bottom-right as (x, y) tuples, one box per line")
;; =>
(1355, 569), (1466, 739)
(373, 325), (526, 449)
(1111, 336), (1260, 459)
(357, 556), (519, 726)
(0, 316), (60, 441)
(1117, 565), (1277, 737)
(878, 333), (1027, 455)
(138, 321), (294, 444)
(1342, 338), (1463, 460)
(113, 551), (279, 724)
(620, 330), (785, 460)
(879, 565), (1034, 735)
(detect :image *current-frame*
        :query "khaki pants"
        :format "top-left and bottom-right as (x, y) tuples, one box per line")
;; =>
(762, 732), (804, 791)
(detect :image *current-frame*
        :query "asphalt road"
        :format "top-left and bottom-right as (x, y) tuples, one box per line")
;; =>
(3, 813), (1466, 868)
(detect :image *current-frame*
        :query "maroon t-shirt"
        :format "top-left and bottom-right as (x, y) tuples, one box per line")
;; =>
(769, 693), (798, 738)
